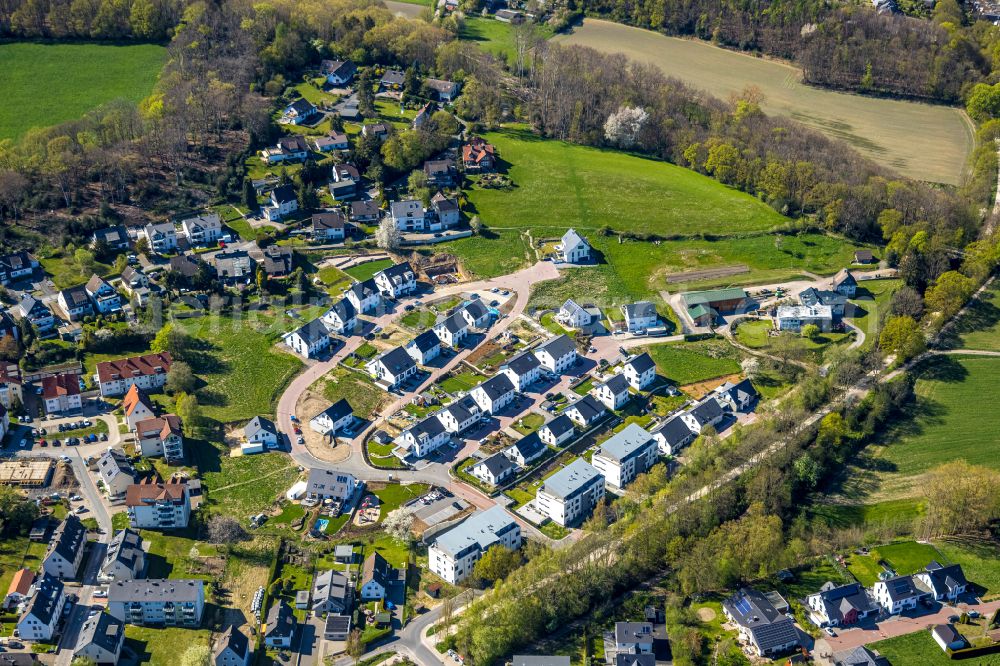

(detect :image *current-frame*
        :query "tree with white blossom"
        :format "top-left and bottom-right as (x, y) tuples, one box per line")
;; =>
(604, 106), (649, 149)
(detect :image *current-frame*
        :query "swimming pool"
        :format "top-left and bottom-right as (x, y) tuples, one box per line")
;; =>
(314, 518), (329, 533)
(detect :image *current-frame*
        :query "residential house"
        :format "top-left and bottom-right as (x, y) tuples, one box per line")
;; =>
(431, 192), (460, 227)
(213, 626), (251, 666)
(84, 274), (122, 314)
(557, 299), (592, 328)
(135, 414), (184, 462)
(108, 579), (205, 627)
(73, 609), (125, 665)
(854, 249), (876, 264)
(367, 347), (418, 389)
(374, 262), (417, 298)
(681, 397), (726, 434)
(125, 478), (191, 529)
(397, 414), (449, 457)
(58, 285), (95, 321)
(470, 453), (517, 486)
(120, 266), (149, 293)
(92, 226), (130, 250)
(263, 184), (299, 222)
(612, 622), (654, 655)
(564, 394), (606, 428)
(321, 59), (356, 85)
(591, 424), (658, 491)
(832, 268), (858, 297)
(423, 78), (461, 102)
(429, 505), (521, 584)
(535, 334), (577, 374)
(650, 415), (696, 456)
(458, 299), (491, 329)
(390, 200), (426, 232)
(313, 131), (350, 152)
(168, 254), (205, 282)
(16, 573), (65, 641)
(285, 319), (332, 359)
(535, 458), (605, 527)
(0, 310), (16, 344)
(413, 102), (435, 129)
(722, 588), (801, 657)
(330, 163), (361, 200)
(462, 137), (495, 173)
(914, 561), (968, 601)
(304, 468), (358, 502)
(798, 287), (848, 316)
(97, 448), (138, 498)
(311, 569), (352, 614)
(312, 211), (347, 241)
(42, 515), (87, 579)
(503, 432), (546, 466)
(123, 385), (156, 431)
(362, 123), (389, 141)
(96, 352), (172, 397)
(872, 575), (925, 614)
(212, 250), (254, 283)
(257, 245), (295, 278)
(538, 414), (575, 447)
(324, 615), (352, 642)
(5, 568), (34, 609)
(281, 98), (318, 125)
(406, 329), (441, 365)
(423, 159), (458, 188)
(321, 298), (357, 336)
(0, 363), (22, 412)
(181, 213), (222, 246)
(621, 301), (658, 334)
(380, 69), (405, 91)
(15, 295), (55, 332)
(471, 373), (516, 414)
(775, 304), (834, 332)
(806, 582), (877, 627)
(434, 311), (469, 348)
(99, 528), (146, 583)
(0, 250), (38, 285)
(360, 553), (393, 600)
(350, 200), (381, 224)
(309, 399), (354, 437)
(142, 222), (178, 254)
(243, 416), (279, 451)
(592, 374), (630, 411)
(621, 353), (656, 391)
(439, 396), (482, 434)
(556, 229), (590, 263)
(40, 373), (82, 414)
(713, 378), (758, 413)
(346, 278), (382, 314)
(932, 624), (965, 652)
(834, 647), (890, 666)
(261, 136), (310, 163)
(501, 352), (542, 392)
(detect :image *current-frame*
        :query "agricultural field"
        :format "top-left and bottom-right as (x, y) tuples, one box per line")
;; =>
(640, 338), (743, 386)
(942, 280), (1000, 351)
(554, 19), (973, 185)
(459, 16), (553, 61)
(0, 42), (167, 141)
(466, 128), (789, 236)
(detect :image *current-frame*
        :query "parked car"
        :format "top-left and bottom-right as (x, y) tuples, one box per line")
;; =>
(93, 590), (108, 599)
(824, 627), (837, 637)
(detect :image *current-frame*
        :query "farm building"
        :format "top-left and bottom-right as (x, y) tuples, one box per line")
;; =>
(682, 288), (750, 315)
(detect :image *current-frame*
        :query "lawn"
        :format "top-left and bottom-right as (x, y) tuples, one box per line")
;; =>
(124, 626), (212, 666)
(466, 128), (788, 237)
(38, 250), (113, 290)
(459, 16), (553, 61)
(934, 538), (1000, 597)
(0, 537), (46, 602)
(847, 278), (902, 350)
(318, 266), (355, 296)
(140, 528), (218, 580)
(193, 440), (302, 519)
(512, 412), (545, 435)
(640, 339), (742, 386)
(367, 440), (407, 469)
(871, 631), (1000, 665)
(438, 370), (485, 394)
(540, 312), (568, 335)
(735, 319), (854, 364)
(846, 541), (944, 586)
(554, 19), (972, 185)
(434, 230), (535, 279)
(944, 280), (1000, 351)
(372, 482), (431, 515)
(0, 42), (167, 141)
(344, 259), (394, 282)
(322, 368), (389, 419)
(809, 498), (925, 530)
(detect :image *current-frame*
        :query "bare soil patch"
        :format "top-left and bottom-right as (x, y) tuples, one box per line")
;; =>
(681, 373), (741, 399)
(696, 607), (717, 622)
(295, 388), (353, 464)
(663, 265), (749, 284)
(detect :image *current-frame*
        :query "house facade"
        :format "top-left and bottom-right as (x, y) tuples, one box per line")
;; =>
(142, 223), (178, 253)
(592, 374), (630, 411)
(722, 588), (801, 657)
(99, 528), (146, 583)
(59, 285), (95, 321)
(321, 299), (357, 336)
(17, 574), (64, 641)
(535, 458), (605, 527)
(539, 414), (575, 447)
(309, 399), (354, 436)
(405, 330), (441, 365)
(591, 423), (658, 490)
(181, 213), (223, 246)
(556, 229), (590, 263)
(471, 373), (516, 414)
(398, 414), (449, 457)
(621, 301), (658, 333)
(125, 479), (191, 529)
(305, 468), (358, 502)
(621, 353), (656, 390)
(73, 609), (125, 665)
(535, 335), (577, 374)
(96, 352), (172, 397)
(429, 506), (521, 584)
(346, 279), (382, 314)
(366, 347), (418, 389)
(501, 352), (542, 392)
(97, 449), (137, 498)
(135, 414), (184, 462)
(41, 373), (82, 414)
(285, 320), (331, 359)
(42, 515), (87, 580)
(374, 262), (417, 298)
(872, 576), (925, 614)
(108, 579), (205, 627)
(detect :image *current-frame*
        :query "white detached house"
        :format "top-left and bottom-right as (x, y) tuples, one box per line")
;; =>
(621, 353), (656, 391)
(284, 320), (331, 359)
(535, 335), (578, 374)
(592, 374), (630, 411)
(556, 228), (591, 263)
(471, 374), (516, 415)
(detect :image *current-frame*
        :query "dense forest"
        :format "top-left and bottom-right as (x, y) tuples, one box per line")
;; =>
(574, 0), (998, 102)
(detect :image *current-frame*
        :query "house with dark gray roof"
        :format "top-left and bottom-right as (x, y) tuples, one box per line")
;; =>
(831, 268), (858, 296)
(835, 646), (890, 666)
(16, 573), (65, 640)
(321, 297), (357, 335)
(470, 373), (515, 414)
(366, 346), (418, 389)
(406, 329), (441, 365)
(434, 311), (469, 348)
(42, 515), (86, 580)
(722, 588), (801, 657)
(806, 581), (877, 627)
(397, 414), (449, 457)
(92, 225), (130, 250)
(504, 432), (546, 466)
(243, 415), (279, 451)
(99, 528), (146, 583)
(564, 394), (606, 428)
(213, 625), (251, 666)
(621, 301), (659, 333)
(593, 373), (631, 410)
(438, 396), (482, 433)
(284, 319), (331, 359)
(799, 287), (848, 316)
(650, 414), (697, 456)
(470, 452), (518, 486)
(682, 397), (726, 433)
(107, 579), (205, 627)
(621, 353), (656, 390)
(539, 414), (575, 447)
(73, 611), (125, 665)
(713, 378), (758, 413)
(501, 351), (542, 391)
(374, 262), (417, 298)
(264, 601), (296, 648)
(535, 334), (577, 374)
(536, 458), (604, 526)
(872, 575), (925, 614)
(346, 278), (382, 314)
(458, 299), (491, 329)
(915, 561), (968, 601)
(312, 569), (352, 614)
(309, 399), (354, 436)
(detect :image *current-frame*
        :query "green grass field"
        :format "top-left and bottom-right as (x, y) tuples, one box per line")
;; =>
(434, 230), (535, 279)
(0, 42), (167, 141)
(640, 339), (742, 386)
(554, 19), (972, 185)
(344, 259), (393, 282)
(944, 280), (1000, 351)
(845, 541), (944, 585)
(125, 626), (212, 666)
(871, 630), (1000, 665)
(467, 128), (788, 236)
(848, 279), (902, 350)
(322, 368), (389, 419)
(459, 16), (553, 61)
(194, 440), (301, 518)
(735, 319), (853, 364)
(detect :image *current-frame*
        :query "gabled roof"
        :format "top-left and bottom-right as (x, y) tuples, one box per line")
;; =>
(134, 414), (182, 441)
(405, 414), (446, 440)
(372, 346), (416, 376)
(878, 575), (922, 601)
(169, 254), (203, 277)
(560, 228), (588, 252)
(60, 284), (91, 308)
(348, 278), (380, 300)
(624, 353), (655, 376)
(376, 262), (415, 284)
(838, 646), (890, 666)
(474, 452), (517, 480)
(443, 396), (480, 423)
(651, 415), (695, 448)
(98, 449), (136, 482)
(96, 352), (172, 385)
(41, 373), (80, 400)
(290, 319), (330, 345)
(408, 329), (440, 353)
(102, 528), (144, 577)
(7, 568), (34, 597)
(560, 299), (588, 318)
(799, 287), (847, 308)
(476, 373), (515, 400)
(537, 334), (575, 360)
(123, 385), (155, 418)
(723, 588), (800, 652)
(21, 573), (63, 626)
(266, 600), (296, 639)
(916, 561), (968, 596)
(245, 415), (278, 439)
(327, 298), (357, 323)
(460, 298), (489, 320)
(622, 301), (657, 320)
(271, 184), (297, 205)
(47, 515), (86, 565)
(214, 626), (250, 663)
(687, 397), (725, 427)
(432, 193), (459, 213)
(381, 69), (405, 86)
(813, 582), (876, 623)
(715, 378), (758, 405)
(436, 311), (467, 335)
(832, 268), (857, 288)
(505, 432), (545, 462)
(361, 552), (392, 588)
(320, 59), (356, 79)
(503, 351), (540, 375)
(313, 211), (347, 231)
(596, 373), (630, 396)
(566, 394), (604, 422)
(125, 479), (188, 507)
(350, 200), (381, 218)
(541, 414), (574, 439)
(312, 569), (351, 608)
(286, 98), (316, 116)
(315, 399), (353, 423)
(75, 608), (125, 656)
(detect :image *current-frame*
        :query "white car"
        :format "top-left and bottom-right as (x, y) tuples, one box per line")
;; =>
(92, 590), (108, 599)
